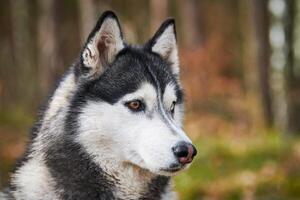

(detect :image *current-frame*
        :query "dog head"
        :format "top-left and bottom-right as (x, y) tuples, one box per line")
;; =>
(72, 11), (197, 176)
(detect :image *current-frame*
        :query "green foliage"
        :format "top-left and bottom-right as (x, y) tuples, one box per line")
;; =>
(174, 132), (300, 200)
(0, 108), (34, 130)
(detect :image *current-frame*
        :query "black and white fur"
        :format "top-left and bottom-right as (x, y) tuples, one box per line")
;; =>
(1, 11), (195, 200)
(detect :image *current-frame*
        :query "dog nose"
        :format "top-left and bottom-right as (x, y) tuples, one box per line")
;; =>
(172, 142), (197, 165)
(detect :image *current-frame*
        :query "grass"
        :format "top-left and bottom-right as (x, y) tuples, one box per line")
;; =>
(174, 132), (300, 200)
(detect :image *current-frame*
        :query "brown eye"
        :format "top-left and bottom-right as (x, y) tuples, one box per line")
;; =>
(125, 100), (144, 112)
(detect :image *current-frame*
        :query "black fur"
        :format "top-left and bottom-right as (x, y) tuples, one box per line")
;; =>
(140, 176), (170, 200)
(46, 136), (116, 200)
(76, 47), (183, 104)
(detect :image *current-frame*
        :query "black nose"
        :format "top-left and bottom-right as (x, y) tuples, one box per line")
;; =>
(172, 142), (197, 164)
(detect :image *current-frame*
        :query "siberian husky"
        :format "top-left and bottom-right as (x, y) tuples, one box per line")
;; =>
(0, 11), (197, 200)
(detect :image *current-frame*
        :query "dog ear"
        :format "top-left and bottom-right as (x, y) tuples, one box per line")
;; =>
(79, 11), (124, 79)
(146, 19), (179, 75)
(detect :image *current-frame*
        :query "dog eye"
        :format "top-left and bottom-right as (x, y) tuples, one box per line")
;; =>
(170, 101), (176, 116)
(125, 100), (145, 112)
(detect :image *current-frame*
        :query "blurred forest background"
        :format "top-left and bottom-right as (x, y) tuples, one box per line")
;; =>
(1, 0), (300, 199)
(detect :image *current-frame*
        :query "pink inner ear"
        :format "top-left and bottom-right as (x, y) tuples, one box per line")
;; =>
(105, 37), (114, 46)
(161, 48), (172, 60)
(97, 38), (105, 54)
(100, 35), (110, 46)
(97, 37), (108, 66)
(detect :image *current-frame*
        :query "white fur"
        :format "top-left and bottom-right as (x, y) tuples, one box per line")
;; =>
(152, 25), (179, 74)
(161, 182), (178, 200)
(44, 72), (76, 121)
(163, 83), (177, 109)
(163, 83), (183, 124)
(76, 82), (190, 198)
(121, 83), (157, 112)
(11, 156), (58, 200)
(158, 83), (190, 143)
(77, 82), (192, 177)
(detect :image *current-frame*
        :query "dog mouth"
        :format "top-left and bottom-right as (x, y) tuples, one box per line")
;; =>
(160, 167), (181, 173)
(160, 164), (185, 173)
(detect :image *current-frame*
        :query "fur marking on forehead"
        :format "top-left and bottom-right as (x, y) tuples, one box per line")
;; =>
(121, 82), (156, 102)
(120, 82), (157, 111)
(163, 83), (177, 106)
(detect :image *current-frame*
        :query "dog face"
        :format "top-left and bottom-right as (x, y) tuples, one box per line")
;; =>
(72, 11), (196, 176)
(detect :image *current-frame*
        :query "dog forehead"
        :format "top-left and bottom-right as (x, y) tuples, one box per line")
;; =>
(163, 83), (177, 104)
(120, 83), (158, 111)
(115, 47), (176, 85)
(121, 82), (157, 100)
(80, 47), (181, 104)
(115, 50), (180, 102)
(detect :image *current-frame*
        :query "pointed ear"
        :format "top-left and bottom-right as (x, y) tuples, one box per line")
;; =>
(80, 11), (124, 79)
(146, 19), (179, 75)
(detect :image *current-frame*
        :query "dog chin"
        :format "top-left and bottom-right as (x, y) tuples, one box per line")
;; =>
(149, 164), (189, 177)
(128, 158), (189, 176)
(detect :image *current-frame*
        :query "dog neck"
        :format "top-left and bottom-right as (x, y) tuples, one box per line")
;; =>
(45, 137), (171, 199)
(101, 160), (171, 199)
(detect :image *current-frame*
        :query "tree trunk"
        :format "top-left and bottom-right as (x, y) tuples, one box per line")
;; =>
(241, 0), (264, 130)
(78, 0), (96, 44)
(252, 0), (273, 127)
(37, 0), (60, 98)
(178, 0), (202, 48)
(10, 0), (33, 105)
(285, 0), (300, 134)
(150, 0), (168, 33)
